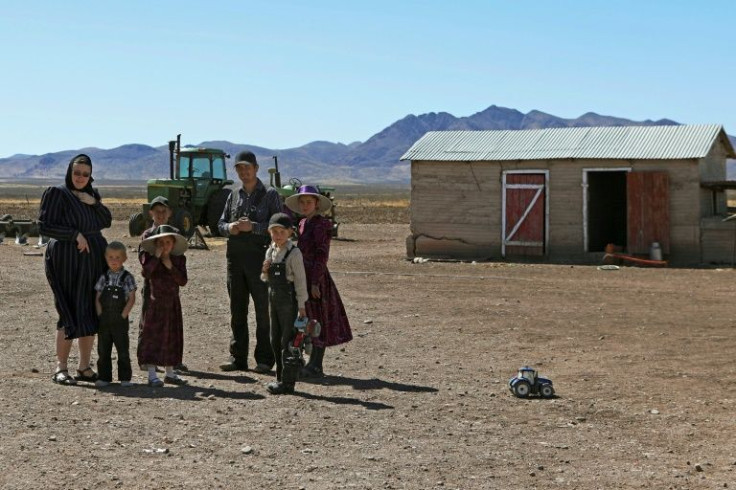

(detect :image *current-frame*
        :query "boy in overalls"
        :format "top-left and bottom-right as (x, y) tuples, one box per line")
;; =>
(94, 241), (137, 387)
(260, 213), (308, 394)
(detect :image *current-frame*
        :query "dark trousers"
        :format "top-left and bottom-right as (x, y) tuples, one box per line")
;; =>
(97, 288), (132, 382)
(227, 242), (274, 368)
(269, 285), (298, 384)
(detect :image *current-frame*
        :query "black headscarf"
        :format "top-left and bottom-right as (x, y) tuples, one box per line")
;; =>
(64, 153), (96, 196)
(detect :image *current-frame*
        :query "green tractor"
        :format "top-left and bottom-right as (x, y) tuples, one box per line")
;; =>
(267, 156), (339, 237)
(128, 134), (233, 238)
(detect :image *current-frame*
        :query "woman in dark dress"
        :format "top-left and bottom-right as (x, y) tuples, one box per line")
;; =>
(39, 154), (112, 385)
(285, 186), (352, 378)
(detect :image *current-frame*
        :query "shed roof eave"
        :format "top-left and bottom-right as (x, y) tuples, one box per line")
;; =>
(402, 124), (732, 162)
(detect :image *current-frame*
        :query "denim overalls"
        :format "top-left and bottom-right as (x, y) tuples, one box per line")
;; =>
(97, 270), (133, 383)
(268, 246), (301, 387)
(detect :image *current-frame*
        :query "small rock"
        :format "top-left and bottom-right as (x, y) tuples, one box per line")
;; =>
(49, 435), (57, 441)
(31, 368), (39, 373)
(649, 409), (659, 415)
(241, 446), (253, 454)
(363, 319), (373, 324)
(695, 463), (703, 472)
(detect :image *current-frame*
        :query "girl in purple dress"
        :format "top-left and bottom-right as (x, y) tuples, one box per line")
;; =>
(138, 225), (189, 387)
(285, 186), (352, 378)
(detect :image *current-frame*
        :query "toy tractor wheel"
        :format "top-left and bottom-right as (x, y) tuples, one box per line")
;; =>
(128, 212), (146, 237)
(539, 384), (555, 398)
(206, 189), (229, 237)
(174, 209), (195, 238)
(512, 380), (531, 398)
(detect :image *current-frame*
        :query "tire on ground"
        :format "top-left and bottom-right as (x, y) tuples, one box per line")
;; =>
(128, 212), (146, 237)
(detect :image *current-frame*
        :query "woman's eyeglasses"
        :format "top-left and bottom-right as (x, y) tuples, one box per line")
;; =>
(73, 170), (91, 178)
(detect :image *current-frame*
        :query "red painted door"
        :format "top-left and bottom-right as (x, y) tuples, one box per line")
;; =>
(504, 174), (545, 257)
(626, 172), (670, 254)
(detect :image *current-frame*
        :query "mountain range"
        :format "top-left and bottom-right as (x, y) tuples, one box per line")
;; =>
(1, 105), (734, 184)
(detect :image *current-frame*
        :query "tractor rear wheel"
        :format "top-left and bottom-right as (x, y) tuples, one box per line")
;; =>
(207, 189), (230, 237)
(512, 380), (531, 398)
(174, 209), (195, 238)
(128, 212), (146, 237)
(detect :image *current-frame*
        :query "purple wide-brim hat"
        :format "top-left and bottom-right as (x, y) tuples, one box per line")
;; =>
(284, 185), (332, 215)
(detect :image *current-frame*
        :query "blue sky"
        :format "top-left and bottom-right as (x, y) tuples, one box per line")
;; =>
(2, 1), (735, 156)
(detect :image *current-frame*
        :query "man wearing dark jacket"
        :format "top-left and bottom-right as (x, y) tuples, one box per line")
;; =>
(217, 151), (282, 373)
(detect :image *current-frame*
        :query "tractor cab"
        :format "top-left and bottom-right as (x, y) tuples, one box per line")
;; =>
(518, 366), (538, 383)
(129, 135), (233, 239)
(177, 147), (230, 211)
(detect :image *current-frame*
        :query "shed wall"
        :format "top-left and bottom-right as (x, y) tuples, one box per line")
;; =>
(410, 155), (720, 264)
(410, 161), (501, 258)
(700, 217), (736, 264)
(700, 145), (729, 216)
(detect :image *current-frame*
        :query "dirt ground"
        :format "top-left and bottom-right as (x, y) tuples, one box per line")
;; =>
(1, 220), (735, 489)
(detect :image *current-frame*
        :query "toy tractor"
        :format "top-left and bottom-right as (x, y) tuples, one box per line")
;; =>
(508, 366), (555, 398)
(267, 156), (340, 237)
(128, 134), (233, 238)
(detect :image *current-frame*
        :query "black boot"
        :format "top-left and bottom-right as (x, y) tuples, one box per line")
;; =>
(301, 346), (325, 379)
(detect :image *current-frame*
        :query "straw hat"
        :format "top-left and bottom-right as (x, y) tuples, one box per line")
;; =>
(284, 185), (332, 215)
(140, 224), (188, 256)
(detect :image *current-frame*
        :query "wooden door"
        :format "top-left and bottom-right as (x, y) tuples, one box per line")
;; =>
(626, 171), (670, 254)
(503, 173), (546, 257)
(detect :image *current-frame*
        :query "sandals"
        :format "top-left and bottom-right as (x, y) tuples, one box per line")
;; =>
(52, 369), (77, 386)
(75, 367), (98, 383)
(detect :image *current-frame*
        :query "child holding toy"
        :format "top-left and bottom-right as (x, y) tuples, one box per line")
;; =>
(284, 186), (352, 378)
(137, 224), (189, 387)
(260, 213), (308, 395)
(94, 241), (137, 387)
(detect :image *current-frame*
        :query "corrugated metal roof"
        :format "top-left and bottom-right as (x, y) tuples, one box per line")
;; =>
(400, 124), (736, 162)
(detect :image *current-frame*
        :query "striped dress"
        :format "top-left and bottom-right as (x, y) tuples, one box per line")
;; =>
(39, 185), (112, 339)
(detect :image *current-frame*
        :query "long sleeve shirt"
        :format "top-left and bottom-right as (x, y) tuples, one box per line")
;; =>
(217, 179), (283, 238)
(261, 240), (309, 307)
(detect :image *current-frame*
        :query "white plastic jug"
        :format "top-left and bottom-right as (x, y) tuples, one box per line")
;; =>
(649, 242), (662, 261)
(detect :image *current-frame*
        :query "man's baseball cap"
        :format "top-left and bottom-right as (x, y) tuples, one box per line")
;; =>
(234, 150), (258, 166)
